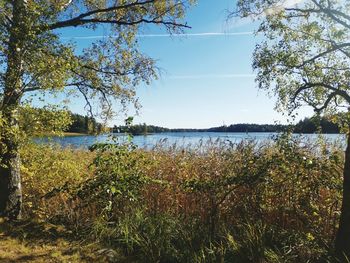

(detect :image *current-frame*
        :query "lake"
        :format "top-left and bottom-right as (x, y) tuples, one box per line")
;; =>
(35, 132), (346, 149)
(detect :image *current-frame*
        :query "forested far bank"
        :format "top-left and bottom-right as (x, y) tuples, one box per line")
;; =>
(67, 113), (105, 134)
(19, 111), (341, 137)
(112, 116), (342, 135)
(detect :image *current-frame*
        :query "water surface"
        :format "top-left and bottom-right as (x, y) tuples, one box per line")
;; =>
(34, 132), (346, 149)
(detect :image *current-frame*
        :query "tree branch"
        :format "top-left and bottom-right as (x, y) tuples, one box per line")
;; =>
(311, 0), (350, 29)
(297, 43), (350, 68)
(48, 0), (156, 30)
(76, 85), (93, 117)
(50, 17), (189, 30)
(313, 92), (338, 113)
(45, 0), (191, 31)
(292, 82), (350, 105)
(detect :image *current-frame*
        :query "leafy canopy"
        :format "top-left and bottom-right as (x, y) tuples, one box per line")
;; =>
(234, 0), (350, 124)
(0, 0), (194, 132)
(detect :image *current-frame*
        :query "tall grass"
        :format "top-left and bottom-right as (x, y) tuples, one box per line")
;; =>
(20, 135), (345, 262)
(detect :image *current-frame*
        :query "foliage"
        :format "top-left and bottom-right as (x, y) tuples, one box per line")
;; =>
(234, 0), (350, 118)
(0, 0), (194, 219)
(0, 105), (72, 165)
(68, 113), (104, 134)
(294, 116), (340, 134)
(20, 143), (94, 219)
(76, 142), (150, 216)
(114, 123), (170, 135)
(19, 105), (73, 137)
(19, 136), (345, 262)
(0, 0), (194, 117)
(233, 0), (350, 256)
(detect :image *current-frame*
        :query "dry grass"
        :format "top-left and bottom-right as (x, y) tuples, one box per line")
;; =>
(3, 137), (345, 262)
(0, 221), (92, 263)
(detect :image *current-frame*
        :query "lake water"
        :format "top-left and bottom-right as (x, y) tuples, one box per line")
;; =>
(35, 132), (346, 149)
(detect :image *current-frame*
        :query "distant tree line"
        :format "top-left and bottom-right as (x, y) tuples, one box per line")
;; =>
(113, 123), (170, 135)
(113, 116), (342, 135)
(207, 123), (286, 133)
(209, 118), (340, 134)
(66, 113), (104, 134)
(294, 117), (340, 134)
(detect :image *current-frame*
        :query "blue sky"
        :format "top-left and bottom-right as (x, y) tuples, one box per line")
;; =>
(58, 0), (313, 129)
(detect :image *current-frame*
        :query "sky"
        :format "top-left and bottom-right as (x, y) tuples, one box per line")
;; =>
(57, 0), (313, 129)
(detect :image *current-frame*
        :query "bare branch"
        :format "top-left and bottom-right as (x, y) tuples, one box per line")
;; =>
(50, 17), (190, 30)
(76, 85), (93, 117)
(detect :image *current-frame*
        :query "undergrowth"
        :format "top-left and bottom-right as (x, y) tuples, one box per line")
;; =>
(18, 134), (345, 262)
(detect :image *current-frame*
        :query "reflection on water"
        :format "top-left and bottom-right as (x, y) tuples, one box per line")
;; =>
(34, 132), (346, 149)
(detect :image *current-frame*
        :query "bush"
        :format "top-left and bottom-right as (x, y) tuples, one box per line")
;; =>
(20, 142), (94, 221)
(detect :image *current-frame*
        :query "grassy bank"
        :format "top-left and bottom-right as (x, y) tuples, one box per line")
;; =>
(1, 135), (345, 262)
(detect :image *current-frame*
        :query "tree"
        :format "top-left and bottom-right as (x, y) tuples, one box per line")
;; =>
(234, 0), (350, 258)
(0, 0), (193, 220)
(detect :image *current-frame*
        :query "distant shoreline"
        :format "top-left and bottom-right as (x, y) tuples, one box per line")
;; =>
(35, 132), (89, 137)
(63, 132), (89, 137)
(114, 118), (341, 135)
(39, 131), (343, 138)
(121, 131), (342, 135)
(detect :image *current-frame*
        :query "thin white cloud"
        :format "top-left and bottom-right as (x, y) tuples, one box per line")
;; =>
(62, 31), (255, 40)
(169, 74), (255, 80)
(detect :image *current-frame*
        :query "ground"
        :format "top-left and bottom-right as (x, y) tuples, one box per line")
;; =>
(0, 219), (122, 263)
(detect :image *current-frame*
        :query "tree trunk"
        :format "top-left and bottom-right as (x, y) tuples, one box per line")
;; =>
(335, 131), (350, 259)
(0, 125), (22, 220)
(0, 0), (27, 220)
(0, 89), (22, 220)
